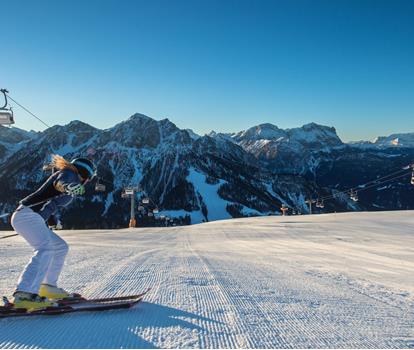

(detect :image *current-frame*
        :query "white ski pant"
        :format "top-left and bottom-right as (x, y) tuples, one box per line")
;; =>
(11, 206), (69, 294)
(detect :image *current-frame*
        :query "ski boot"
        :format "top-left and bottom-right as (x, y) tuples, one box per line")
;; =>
(12, 291), (57, 311)
(39, 284), (69, 300)
(39, 284), (80, 300)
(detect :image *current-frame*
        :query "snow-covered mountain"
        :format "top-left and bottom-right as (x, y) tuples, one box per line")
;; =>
(0, 117), (413, 229)
(350, 132), (414, 149)
(210, 122), (343, 174)
(0, 126), (37, 166)
(231, 122), (341, 147)
(0, 116), (320, 228)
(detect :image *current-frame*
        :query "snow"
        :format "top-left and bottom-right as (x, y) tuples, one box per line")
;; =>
(0, 210), (413, 348)
(186, 168), (232, 222)
(351, 132), (414, 149)
(373, 133), (414, 147)
(158, 209), (205, 224)
(233, 122), (341, 146)
(102, 191), (114, 216)
(236, 123), (286, 141)
(185, 129), (201, 140)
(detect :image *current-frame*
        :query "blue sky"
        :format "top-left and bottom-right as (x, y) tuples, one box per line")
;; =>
(1, 0), (413, 141)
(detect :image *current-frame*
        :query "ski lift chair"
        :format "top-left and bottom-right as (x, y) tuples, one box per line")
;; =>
(411, 170), (414, 185)
(0, 109), (14, 126)
(316, 199), (325, 208)
(125, 188), (134, 195)
(142, 198), (150, 204)
(95, 183), (106, 192)
(350, 190), (358, 202)
(0, 89), (14, 126)
(95, 179), (106, 192)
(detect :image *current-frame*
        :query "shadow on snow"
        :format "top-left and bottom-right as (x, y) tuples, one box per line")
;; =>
(0, 302), (221, 349)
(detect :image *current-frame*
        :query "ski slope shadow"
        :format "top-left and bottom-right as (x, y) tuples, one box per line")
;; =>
(0, 302), (221, 349)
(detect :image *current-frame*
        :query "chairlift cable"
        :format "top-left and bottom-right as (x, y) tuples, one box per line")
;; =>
(351, 167), (410, 190)
(6, 93), (52, 129)
(320, 171), (410, 202)
(315, 169), (412, 204)
(349, 172), (411, 193)
(317, 165), (412, 203)
(297, 165), (412, 214)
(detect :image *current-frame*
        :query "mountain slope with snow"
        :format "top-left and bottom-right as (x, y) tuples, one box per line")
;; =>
(1, 211), (413, 348)
(0, 126), (36, 166)
(350, 132), (414, 149)
(0, 116), (413, 229)
(209, 122), (344, 175)
(0, 116), (323, 229)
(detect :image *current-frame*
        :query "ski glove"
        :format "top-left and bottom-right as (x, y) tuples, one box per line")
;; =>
(65, 183), (85, 196)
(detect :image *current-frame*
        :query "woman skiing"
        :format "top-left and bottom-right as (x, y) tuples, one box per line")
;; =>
(11, 154), (96, 310)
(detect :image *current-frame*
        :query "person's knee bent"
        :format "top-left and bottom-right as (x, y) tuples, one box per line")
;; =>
(55, 239), (69, 255)
(40, 237), (68, 255)
(33, 242), (55, 259)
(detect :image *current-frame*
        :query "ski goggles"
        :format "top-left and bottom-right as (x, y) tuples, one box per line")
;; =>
(73, 161), (97, 181)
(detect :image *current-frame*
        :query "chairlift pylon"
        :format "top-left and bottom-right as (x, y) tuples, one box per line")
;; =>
(0, 89), (14, 126)
(280, 204), (288, 216)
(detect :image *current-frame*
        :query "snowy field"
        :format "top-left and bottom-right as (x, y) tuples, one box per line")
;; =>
(0, 211), (413, 348)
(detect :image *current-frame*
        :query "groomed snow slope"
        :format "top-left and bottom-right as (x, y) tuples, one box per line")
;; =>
(0, 211), (413, 348)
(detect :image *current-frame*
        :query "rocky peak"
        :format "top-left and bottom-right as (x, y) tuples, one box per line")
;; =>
(65, 120), (98, 133)
(185, 129), (201, 140)
(158, 118), (181, 136)
(0, 125), (36, 144)
(117, 113), (158, 129)
(108, 113), (161, 148)
(373, 133), (414, 148)
(233, 123), (286, 141)
(128, 113), (154, 121)
(287, 123), (342, 147)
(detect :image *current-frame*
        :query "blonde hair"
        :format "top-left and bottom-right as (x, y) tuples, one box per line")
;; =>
(44, 154), (78, 173)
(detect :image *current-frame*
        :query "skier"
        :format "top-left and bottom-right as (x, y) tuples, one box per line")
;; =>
(10, 154), (96, 310)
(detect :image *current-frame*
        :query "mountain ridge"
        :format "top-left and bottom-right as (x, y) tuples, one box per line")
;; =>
(0, 114), (413, 229)
(3, 116), (412, 148)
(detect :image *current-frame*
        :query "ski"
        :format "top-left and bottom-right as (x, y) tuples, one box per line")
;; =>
(56, 288), (151, 305)
(0, 295), (144, 318)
